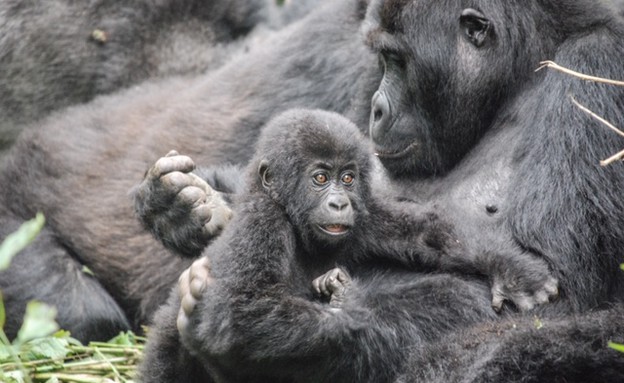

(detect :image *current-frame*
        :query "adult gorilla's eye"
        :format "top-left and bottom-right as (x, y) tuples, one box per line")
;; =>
(381, 51), (405, 70)
(459, 8), (491, 47)
(341, 173), (355, 186)
(313, 173), (329, 185)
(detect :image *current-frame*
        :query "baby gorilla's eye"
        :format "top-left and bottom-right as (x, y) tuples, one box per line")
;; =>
(313, 173), (329, 185)
(341, 173), (355, 186)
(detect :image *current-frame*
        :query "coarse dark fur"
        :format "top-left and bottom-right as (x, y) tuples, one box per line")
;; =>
(398, 307), (624, 383)
(0, 0), (623, 379)
(140, 109), (503, 382)
(0, 0), (373, 343)
(0, 0), (322, 151)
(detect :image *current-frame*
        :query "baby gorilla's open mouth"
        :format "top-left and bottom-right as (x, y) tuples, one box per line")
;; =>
(318, 224), (350, 236)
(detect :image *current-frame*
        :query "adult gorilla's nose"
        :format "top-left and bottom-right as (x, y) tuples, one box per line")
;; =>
(369, 90), (392, 142)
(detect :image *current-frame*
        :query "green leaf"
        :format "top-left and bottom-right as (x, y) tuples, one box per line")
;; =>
(609, 341), (624, 353)
(16, 301), (59, 345)
(19, 336), (72, 361)
(107, 331), (133, 346)
(0, 213), (45, 270)
(53, 330), (82, 347)
(620, 264), (624, 271)
(2, 370), (24, 383)
(0, 342), (15, 361)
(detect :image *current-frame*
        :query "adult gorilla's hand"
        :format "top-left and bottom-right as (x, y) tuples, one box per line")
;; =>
(133, 151), (232, 257)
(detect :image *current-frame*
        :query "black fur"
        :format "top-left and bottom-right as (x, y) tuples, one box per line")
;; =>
(140, 109), (501, 382)
(398, 307), (624, 383)
(0, 0), (373, 342)
(0, 0), (623, 379)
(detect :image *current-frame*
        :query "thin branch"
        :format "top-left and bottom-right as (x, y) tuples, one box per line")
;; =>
(570, 96), (624, 166)
(570, 96), (624, 138)
(601, 148), (624, 167)
(537, 60), (624, 86)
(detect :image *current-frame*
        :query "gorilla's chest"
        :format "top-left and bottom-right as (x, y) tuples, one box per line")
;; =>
(398, 124), (523, 241)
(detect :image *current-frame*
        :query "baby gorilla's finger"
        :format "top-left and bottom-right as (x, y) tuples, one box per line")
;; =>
(177, 268), (191, 300)
(312, 277), (322, 295)
(192, 204), (213, 226)
(159, 172), (196, 192)
(177, 186), (207, 208)
(150, 154), (195, 178)
(189, 257), (212, 300)
(176, 310), (189, 335)
(202, 200), (233, 237)
(188, 173), (214, 192)
(335, 269), (350, 284)
(181, 293), (197, 316)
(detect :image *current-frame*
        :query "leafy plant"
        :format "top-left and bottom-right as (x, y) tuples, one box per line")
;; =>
(0, 214), (145, 382)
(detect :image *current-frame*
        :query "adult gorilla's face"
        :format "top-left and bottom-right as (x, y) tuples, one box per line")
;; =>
(364, 0), (551, 178)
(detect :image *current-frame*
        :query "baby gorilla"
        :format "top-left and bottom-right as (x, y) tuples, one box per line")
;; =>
(140, 109), (558, 382)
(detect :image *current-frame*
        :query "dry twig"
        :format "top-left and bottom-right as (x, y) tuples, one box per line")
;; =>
(538, 61), (624, 166)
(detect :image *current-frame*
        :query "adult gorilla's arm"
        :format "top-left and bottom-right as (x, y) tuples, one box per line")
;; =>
(359, 199), (559, 311)
(509, 29), (624, 311)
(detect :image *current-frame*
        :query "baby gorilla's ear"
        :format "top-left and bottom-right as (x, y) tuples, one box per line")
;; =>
(258, 160), (273, 189)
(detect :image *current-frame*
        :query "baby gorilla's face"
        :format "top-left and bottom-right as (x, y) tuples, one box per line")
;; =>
(298, 159), (362, 247)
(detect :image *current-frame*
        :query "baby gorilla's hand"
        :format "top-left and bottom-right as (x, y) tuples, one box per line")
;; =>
(176, 257), (213, 336)
(133, 150), (232, 257)
(312, 268), (352, 308)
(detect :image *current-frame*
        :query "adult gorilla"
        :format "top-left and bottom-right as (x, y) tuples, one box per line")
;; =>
(0, 0), (322, 151)
(0, 0), (624, 378)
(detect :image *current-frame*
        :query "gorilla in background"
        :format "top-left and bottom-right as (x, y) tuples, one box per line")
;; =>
(139, 109), (556, 382)
(0, 0), (375, 343)
(0, 0), (323, 151)
(0, 0), (623, 378)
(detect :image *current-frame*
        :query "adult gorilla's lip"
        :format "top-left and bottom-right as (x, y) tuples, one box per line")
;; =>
(374, 141), (418, 159)
(318, 224), (350, 236)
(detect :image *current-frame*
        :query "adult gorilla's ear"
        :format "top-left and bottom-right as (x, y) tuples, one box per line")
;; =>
(258, 160), (272, 189)
(460, 8), (491, 47)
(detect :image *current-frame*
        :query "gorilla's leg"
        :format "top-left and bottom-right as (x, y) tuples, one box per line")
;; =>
(0, 213), (130, 342)
(398, 307), (624, 383)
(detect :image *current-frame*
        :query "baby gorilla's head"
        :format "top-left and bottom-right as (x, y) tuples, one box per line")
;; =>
(250, 109), (374, 247)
